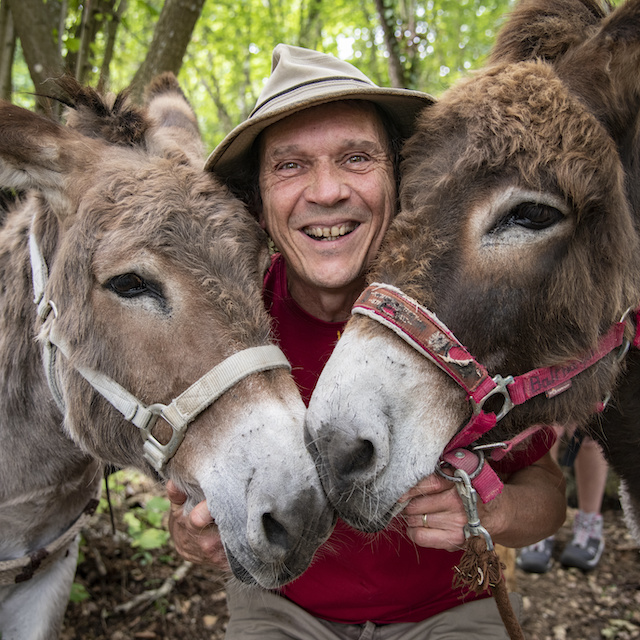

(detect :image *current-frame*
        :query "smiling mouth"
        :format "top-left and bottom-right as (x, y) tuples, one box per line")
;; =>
(304, 222), (359, 241)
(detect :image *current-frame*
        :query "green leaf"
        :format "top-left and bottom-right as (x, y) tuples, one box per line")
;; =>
(123, 511), (142, 535)
(65, 37), (81, 53)
(132, 527), (170, 550)
(146, 496), (170, 512)
(69, 582), (91, 603)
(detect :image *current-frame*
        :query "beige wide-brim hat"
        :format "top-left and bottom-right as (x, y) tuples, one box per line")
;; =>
(205, 44), (435, 177)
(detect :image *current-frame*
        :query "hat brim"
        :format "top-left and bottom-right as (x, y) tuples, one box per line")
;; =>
(205, 81), (435, 177)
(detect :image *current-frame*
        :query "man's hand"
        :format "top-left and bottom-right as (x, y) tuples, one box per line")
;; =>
(167, 480), (230, 570)
(401, 451), (566, 551)
(400, 473), (468, 551)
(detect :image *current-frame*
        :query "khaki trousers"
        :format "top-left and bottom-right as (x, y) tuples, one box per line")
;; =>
(224, 580), (523, 640)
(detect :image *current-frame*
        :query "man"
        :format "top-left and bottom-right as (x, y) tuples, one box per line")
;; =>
(168, 44), (566, 638)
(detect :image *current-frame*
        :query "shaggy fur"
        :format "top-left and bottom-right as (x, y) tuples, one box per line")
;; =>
(306, 0), (640, 536)
(383, 0), (640, 524)
(0, 75), (333, 640)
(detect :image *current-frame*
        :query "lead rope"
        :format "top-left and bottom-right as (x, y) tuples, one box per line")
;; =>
(454, 536), (524, 640)
(439, 460), (525, 640)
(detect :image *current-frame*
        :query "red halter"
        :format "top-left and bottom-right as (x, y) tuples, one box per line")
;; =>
(352, 282), (638, 501)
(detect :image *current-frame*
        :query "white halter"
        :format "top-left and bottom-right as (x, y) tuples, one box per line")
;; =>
(28, 231), (291, 474)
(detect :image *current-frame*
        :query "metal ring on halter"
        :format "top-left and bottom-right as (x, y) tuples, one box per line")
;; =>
(436, 449), (485, 483)
(469, 374), (515, 422)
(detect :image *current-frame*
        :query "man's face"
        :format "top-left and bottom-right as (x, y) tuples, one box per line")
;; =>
(259, 102), (396, 303)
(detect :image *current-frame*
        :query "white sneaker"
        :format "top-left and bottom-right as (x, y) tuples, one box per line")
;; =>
(560, 511), (604, 571)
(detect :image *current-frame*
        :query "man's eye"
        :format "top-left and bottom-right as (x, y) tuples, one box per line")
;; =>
(277, 161), (301, 171)
(346, 154), (368, 164)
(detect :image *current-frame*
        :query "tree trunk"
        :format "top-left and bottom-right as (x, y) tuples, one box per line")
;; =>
(373, 0), (406, 88)
(74, 0), (92, 82)
(299, 0), (322, 50)
(128, 0), (206, 104)
(6, 0), (63, 83)
(0, 0), (15, 101)
(6, 0), (65, 112)
(99, 0), (127, 91)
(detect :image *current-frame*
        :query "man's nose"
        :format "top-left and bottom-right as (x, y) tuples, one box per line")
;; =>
(305, 164), (350, 206)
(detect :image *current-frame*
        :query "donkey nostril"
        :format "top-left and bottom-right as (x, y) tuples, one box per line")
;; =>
(337, 438), (375, 477)
(262, 512), (290, 550)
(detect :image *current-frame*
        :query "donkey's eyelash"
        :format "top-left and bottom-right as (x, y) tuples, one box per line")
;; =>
(106, 273), (164, 300)
(490, 201), (565, 234)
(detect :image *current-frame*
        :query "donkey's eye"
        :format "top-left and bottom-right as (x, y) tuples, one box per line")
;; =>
(107, 273), (161, 299)
(502, 202), (564, 230)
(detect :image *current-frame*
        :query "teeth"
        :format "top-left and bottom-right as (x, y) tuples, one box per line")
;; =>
(305, 222), (357, 240)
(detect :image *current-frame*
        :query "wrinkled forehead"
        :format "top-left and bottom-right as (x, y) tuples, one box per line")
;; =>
(259, 100), (392, 161)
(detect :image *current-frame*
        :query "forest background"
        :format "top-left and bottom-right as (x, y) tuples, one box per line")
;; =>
(0, 0), (528, 151)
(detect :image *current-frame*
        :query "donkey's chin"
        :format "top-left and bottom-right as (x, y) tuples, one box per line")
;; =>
(328, 487), (404, 533)
(224, 545), (306, 589)
(225, 549), (256, 585)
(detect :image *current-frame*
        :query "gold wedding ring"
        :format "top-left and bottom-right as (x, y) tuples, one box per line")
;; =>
(422, 513), (428, 528)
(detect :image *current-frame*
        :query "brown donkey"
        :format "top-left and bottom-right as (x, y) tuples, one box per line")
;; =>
(307, 0), (640, 542)
(0, 76), (334, 640)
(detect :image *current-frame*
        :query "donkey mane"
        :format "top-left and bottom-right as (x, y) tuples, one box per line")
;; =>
(52, 75), (148, 147)
(489, 0), (612, 65)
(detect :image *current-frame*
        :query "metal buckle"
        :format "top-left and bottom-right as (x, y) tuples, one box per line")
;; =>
(453, 468), (494, 551)
(436, 448), (485, 482)
(135, 403), (167, 434)
(137, 403), (181, 474)
(436, 452), (494, 550)
(469, 374), (514, 422)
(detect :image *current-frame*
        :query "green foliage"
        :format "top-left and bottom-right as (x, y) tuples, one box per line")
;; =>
(69, 581), (91, 603)
(122, 495), (171, 565)
(179, 0), (517, 149)
(6, 0), (519, 149)
(99, 471), (171, 566)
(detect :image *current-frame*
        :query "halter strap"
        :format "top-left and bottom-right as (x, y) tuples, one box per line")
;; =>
(0, 498), (99, 586)
(353, 282), (636, 501)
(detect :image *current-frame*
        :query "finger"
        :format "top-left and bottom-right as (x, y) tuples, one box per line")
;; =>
(399, 473), (451, 502)
(189, 500), (215, 528)
(402, 486), (460, 516)
(406, 523), (465, 551)
(168, 505), (229, 569)
(173, 531), (228, 568)
(179, 527), (228, 568)
(403, 508), (467, 531)
(166, 480), (188, 505)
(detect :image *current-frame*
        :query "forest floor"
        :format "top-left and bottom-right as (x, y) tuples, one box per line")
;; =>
(60, 473), (640, 640)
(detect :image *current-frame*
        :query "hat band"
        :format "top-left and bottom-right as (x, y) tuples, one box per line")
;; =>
(251, 77), (375, 119)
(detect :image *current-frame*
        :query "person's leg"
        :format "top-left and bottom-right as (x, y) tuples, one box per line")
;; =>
(225, 580), (366, 640)
(560, 436), (607, 570)
(517, 424), (564, 573)
(374, 594), (523, 640)
(574, 436), (608, 513)
(225, 581), (521, 640)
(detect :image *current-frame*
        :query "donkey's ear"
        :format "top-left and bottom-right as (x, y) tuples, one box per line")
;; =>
(489, 0), (609, 66)
(0, 102), (92, 211)
(554, 0), (640, 148)
(143, 72), (205, 166)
